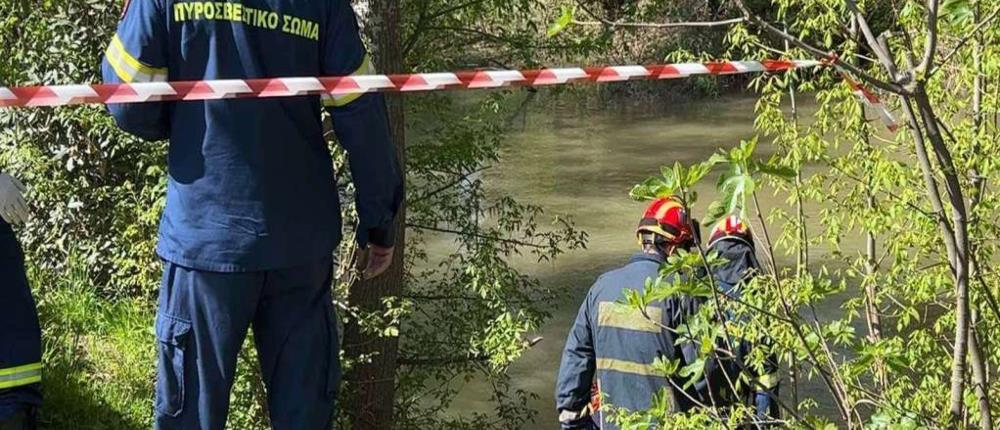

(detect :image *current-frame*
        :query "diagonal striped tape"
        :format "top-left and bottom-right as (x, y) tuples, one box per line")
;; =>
(0, 60), (822, 109)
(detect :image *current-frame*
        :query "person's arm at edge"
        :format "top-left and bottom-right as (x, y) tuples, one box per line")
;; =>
(555, 289), (598, 430)
(100, 0), (171, 141)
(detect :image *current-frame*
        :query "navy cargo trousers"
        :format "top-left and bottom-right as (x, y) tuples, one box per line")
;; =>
(154, 256), (339, 430)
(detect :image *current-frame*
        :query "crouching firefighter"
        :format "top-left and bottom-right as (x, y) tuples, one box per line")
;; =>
(0, 172), (41, 430)
(555, 196), (698, 430)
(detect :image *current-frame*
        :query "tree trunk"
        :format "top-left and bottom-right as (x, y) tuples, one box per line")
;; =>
(912, 90), (972, 426)
(343, 0), (407, 428)
(969, 315), (992, 429)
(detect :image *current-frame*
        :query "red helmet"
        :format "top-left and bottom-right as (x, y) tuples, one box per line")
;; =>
(636, 196), (694, 246)
(709, 214), (753, 247)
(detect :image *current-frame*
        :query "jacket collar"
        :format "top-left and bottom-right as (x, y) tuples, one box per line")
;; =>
(629, 251), (665, 265)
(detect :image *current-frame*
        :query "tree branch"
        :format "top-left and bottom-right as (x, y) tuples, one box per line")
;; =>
(845, 0), (902, 80)
(571, 17), (746, 29)
(730, 0), (907, 95)
(919, 0), (941, 74)
(398, 354), (489, 366)
(399, 338), (542, 366)
(402, 0), (492, 57)
(409, 166), (491, 205)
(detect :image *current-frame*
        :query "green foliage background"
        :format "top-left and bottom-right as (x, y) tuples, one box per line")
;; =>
(12, 0), (990, 428)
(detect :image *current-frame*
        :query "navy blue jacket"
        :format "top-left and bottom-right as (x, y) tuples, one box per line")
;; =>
(707, 237), (780, 423)
(0, 216), (43, 418)
(102, 0), (402, 272)
(556, 253), (694, 430)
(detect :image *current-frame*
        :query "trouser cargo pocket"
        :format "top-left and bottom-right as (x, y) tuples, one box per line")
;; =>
(155, 314), (191, 418)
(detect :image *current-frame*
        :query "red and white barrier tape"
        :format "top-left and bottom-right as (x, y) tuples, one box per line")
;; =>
(0, 60), (819, 109)
(844, 76), (899, 132)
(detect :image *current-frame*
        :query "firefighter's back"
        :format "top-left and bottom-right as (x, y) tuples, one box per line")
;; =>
(586, 253), (680, 420)
(105, 0), (373, 271)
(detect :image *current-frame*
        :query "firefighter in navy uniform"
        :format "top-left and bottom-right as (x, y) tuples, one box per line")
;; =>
(705, 216), (780, 424)
(555, 200), (780, 429)
(555, 196), (698, 430)
(0, 172), (41, 430)
(101, 0), (403, 429)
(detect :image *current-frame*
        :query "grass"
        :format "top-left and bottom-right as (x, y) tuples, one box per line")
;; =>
(30, 259), (274, 429)
(32, 260), (155, 429)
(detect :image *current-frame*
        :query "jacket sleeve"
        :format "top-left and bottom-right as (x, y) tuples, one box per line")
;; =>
(321, 0), (403, 248)
(101, 0), (171, 141)
(555, 289), (597, 429)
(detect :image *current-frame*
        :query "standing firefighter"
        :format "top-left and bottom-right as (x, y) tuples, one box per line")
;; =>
(705, 216), (780, 423)
(0, 172), (41, 430)
(101, 0), (403, 428)
(555, 196), (697, 430)
(555, 199), (779, 429)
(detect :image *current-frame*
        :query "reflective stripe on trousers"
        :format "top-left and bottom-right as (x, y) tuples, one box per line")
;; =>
(0, 364), (41, 390)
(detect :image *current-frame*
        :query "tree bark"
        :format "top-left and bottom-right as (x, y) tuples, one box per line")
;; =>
(343, 0), (407, 428)
(970, 314), (992, 429)
(967, 17), (992, 425)
(912, 90), (972, 426)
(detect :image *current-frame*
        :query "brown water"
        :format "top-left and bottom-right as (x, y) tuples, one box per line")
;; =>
(437, 92), (853, 428)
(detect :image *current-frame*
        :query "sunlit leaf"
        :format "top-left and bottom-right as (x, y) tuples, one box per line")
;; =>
(546, 5), (575, 37)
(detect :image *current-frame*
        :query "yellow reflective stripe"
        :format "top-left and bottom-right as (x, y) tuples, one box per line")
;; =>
(111, 35), (168, 78)
(105, 34), (168, 83)
(323, 54), (374, 107)
(0, 363), (41, 376)
(0, 363), (41, 389)
(105, 39), (137, 83)
(0, 374), (41, 389)
(597, 302), (663, 333)
(757, 372), (779, 389)
(596, 358), (666, 378)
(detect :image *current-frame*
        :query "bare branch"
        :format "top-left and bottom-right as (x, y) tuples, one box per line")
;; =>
(571, 17), (746, 29)
(407, 223), (548, 249)
(402, 0), (492, 57)
(425, 0), (491, 22)
(398, 354), (489, 366)
(845, 0), (902, 79)
(919, 0), (941, 73)
(409, 166), (491, 205)
(399, 337), (542, 366)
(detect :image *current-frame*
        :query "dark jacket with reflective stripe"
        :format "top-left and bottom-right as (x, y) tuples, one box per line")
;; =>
(0, 215), (43, 417)
(101, 0), (403, 272)
(556, 252), (695, 430)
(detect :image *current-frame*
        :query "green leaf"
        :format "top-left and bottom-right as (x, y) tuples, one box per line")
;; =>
(940, 0), (973, 26)
(753, 160), (797, 180)
(679, 359), (706, 389)
(546, 5), (575, 37)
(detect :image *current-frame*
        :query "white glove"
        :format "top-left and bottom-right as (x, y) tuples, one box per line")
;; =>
(0, 173), (29, 225)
